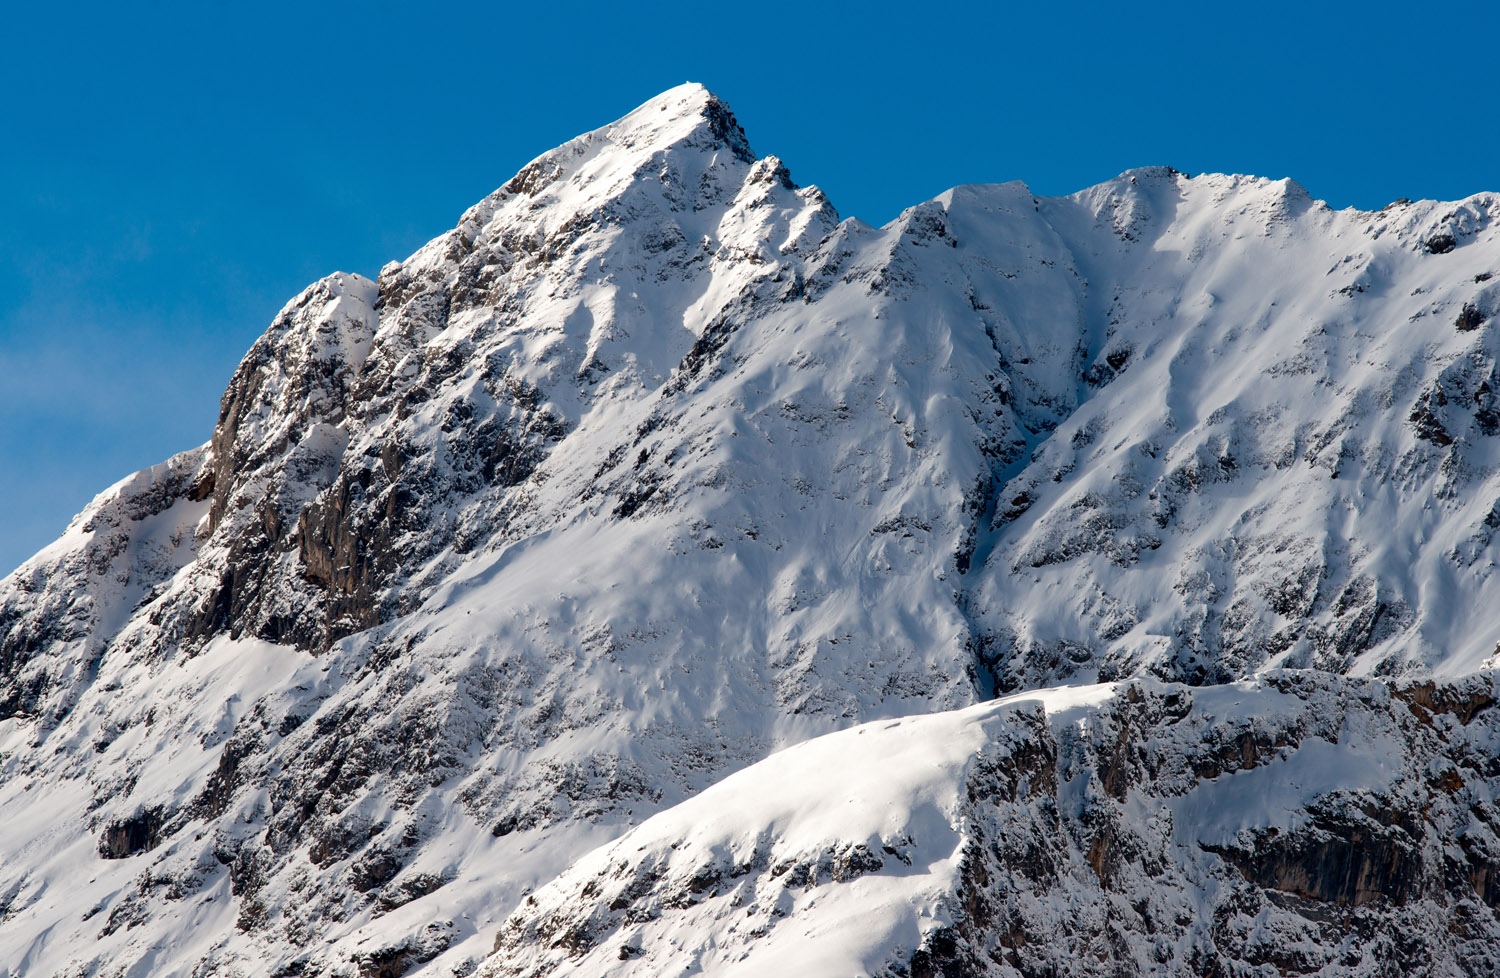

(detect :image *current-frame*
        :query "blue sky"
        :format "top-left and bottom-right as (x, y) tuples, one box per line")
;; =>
(3, 0), (1496, 574)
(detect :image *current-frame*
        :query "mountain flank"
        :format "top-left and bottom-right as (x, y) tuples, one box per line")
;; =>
(3, 83), (1500, 977)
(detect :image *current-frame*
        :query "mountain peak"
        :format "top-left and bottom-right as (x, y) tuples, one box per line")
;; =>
(494, 83), (755, 205)
(606, 82), (753, 160)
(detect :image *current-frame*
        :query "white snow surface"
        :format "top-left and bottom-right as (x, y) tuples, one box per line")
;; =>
(2, 83), (1500, 976)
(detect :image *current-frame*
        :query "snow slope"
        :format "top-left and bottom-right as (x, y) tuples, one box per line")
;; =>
(2, 83), (1499, 976)
(970, 172), (1500, 688)
(481, 685), (1117, 978)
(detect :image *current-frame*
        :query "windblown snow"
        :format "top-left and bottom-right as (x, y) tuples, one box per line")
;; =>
(3, 83), (1500, 977)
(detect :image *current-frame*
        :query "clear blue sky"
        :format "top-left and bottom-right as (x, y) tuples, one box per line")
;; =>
(3, 0), (1496, 575)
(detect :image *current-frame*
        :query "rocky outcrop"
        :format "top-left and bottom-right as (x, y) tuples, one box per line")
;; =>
(98, 806), (167, 859)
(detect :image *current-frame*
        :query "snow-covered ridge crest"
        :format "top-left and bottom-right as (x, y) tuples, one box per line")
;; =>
(0, 444), (210, 727)
(483, 674), (1500, 977)
(2, 83), (1500, 977)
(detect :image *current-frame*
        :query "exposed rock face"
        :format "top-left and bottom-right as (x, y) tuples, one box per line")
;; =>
(186, 272), (379, 648)
(98, 806), (166, 860)
(2, 84), (1500, 976)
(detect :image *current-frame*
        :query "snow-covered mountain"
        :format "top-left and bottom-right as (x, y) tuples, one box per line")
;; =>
(3, 83), (1499, 976)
